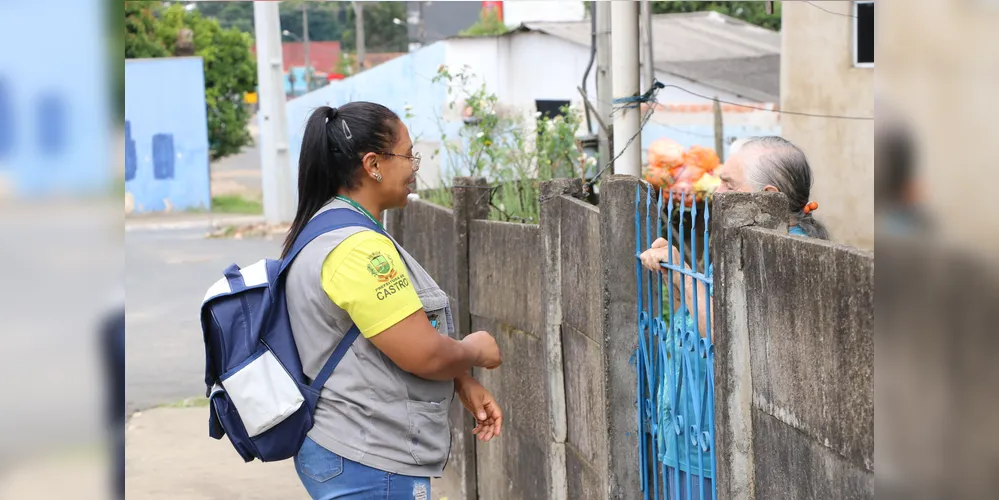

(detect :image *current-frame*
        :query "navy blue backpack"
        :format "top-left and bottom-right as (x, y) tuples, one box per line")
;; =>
(200, 208), (388, 462)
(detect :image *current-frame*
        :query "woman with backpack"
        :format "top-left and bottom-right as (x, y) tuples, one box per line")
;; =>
(283, 102), (503, 499)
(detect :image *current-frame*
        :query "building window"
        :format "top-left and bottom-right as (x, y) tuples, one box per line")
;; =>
(535, 100), (570, 119)
(854, 1), (874, 67)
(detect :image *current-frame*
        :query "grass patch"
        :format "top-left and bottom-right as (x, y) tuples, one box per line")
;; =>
(212, 194), (263, 214)
(163, 397), (211, 409)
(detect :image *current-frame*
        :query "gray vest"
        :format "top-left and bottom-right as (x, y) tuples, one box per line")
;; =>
(286, 199), (455, 477)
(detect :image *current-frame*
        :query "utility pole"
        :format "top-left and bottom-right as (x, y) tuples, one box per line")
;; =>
(640, 0), (655, 92)
(352, 1), (366, 71)
(302, 1), (311, 89)
(595, 0), (612, 171)
(253, 1), (295, 223)
(713, 97), (725, 163)
(611, 0), (641, 177)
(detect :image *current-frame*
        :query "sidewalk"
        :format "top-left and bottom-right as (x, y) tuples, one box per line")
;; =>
(125, 407), (451, 500)
(125, 212), (265, 232)
(126, 407), (307, 500)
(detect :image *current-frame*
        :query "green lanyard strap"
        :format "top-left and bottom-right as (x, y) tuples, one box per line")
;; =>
(334, 195), (382, 229)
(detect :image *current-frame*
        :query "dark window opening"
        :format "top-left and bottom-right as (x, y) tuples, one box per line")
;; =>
(535, 99), (570, 119)
(855, 2), (874, 65)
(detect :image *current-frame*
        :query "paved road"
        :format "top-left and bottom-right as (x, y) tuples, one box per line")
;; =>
(125, 217), (280, 414)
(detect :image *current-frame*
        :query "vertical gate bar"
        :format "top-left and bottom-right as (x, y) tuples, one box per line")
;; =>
(666, 190), (680, 500)
(652, 187), (665, 500)
(644, 185), (657, 500)
(690, 201), (706, 500)
(634, 185), (648, 494)
(704, 199), (717, 500)
(678, 192), (693, 500)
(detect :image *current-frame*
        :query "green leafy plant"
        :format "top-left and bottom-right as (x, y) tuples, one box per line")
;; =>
(460, 8), (509, 37)
(417, 65), (590, 223)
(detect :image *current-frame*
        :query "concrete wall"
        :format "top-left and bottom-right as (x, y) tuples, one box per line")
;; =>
(468, 220), (550, 500)
(780, 1), (874, 249)
(389, 186), (873, 500)
(713, 192), (874, 500)
(124, 57), (211, 213)
(558, 197), (608, 500)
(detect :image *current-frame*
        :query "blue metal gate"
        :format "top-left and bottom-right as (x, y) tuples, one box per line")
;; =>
(635, 186), (716, 500)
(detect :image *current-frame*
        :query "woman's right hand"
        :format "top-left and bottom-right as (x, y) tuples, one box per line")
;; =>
(639, 237), (671, 272)
(463, 331), (502, 369)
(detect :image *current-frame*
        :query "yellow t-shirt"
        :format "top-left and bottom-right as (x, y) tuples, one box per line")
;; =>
(320, 230), (423, 338)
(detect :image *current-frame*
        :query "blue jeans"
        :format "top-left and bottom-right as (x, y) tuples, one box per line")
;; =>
(295, 437), (432, 500)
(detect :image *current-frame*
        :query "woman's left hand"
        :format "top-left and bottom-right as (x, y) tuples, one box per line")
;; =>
(456, 375), (503, 442)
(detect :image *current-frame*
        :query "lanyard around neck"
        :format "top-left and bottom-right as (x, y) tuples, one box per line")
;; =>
(334, 195), (382, 229)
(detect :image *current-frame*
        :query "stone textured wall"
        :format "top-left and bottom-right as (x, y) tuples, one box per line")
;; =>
(713, 192), (874, 500)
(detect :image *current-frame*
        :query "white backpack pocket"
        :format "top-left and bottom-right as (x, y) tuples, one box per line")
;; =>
(221, 349), (305, 437)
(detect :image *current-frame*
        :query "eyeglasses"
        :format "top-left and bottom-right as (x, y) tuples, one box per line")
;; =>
(380, 151), (421, 171)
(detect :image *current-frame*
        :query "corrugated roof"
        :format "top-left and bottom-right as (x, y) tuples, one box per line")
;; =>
(521, 11), (781, 102)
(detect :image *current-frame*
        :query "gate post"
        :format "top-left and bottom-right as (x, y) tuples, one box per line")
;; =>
(599, 175), (650, 499)
(711, 192), (788, 500)
(450, 176), (491, 500)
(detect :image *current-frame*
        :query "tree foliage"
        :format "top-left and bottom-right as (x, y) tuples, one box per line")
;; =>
(124, 3), (257, 161)
(459, 8), (508, 37)
(190, 1), (408, 52)
(650, 1), (781, 31)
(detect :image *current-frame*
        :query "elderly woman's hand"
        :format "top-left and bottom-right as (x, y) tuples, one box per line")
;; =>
(639, 237), (683, 273)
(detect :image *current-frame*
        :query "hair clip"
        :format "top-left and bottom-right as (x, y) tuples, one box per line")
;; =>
(803, 201), (818, 215)
(341, 120), (352, 140)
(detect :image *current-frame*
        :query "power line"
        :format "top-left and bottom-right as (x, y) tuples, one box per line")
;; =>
(658, 84), (874, 120)
(805, 1), (858, 18)
(585, 105), (657, 190)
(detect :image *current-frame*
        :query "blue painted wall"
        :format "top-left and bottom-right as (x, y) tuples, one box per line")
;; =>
(0, 0), (109, 197)
(125, 58), (211, 213)
(285, 43), (450, 192)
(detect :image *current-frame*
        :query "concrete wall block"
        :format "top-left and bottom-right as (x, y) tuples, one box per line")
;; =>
(752, 410), (873, 500)
(562, 326), (609, 468)
(598, 175), (647, 499)
(743, 228), (873, 472)
(712, 192), (789, 500)
(451, 176), (490, 500)
(468, 220), (544, 334)
(560, 197), (603, 343)
(402, 200), (458, 299)
(472, 315), (551, 500)
(538, 178), (585, 500)
(566, 442), (608, 500)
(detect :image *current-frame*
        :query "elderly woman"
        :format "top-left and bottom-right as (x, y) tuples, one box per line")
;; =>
(639, 136), (829, 499)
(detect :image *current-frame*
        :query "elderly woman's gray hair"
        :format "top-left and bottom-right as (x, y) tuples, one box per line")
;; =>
(738, 136), (830, 239)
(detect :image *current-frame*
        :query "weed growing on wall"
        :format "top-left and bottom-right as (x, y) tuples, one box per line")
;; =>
(416, 65), (593, 223)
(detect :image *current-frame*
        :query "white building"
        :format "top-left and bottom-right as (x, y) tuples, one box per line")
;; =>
(287, 12), (783, 189)
(780, 1), (874, 248)
(444, 11), (781, 114)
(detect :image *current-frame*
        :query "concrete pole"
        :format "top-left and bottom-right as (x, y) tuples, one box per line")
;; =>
(253, 1), (295, 223)
(641, 0), (655, 92)
(611, 0), (641, 177)
(302, 2), (311, 89)
(595, 0), (612, 169)
(352, 1), (366, 71)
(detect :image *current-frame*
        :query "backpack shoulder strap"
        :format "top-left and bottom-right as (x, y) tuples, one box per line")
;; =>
(280, 208), (399, 391)
(279, 208), (385, 275)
